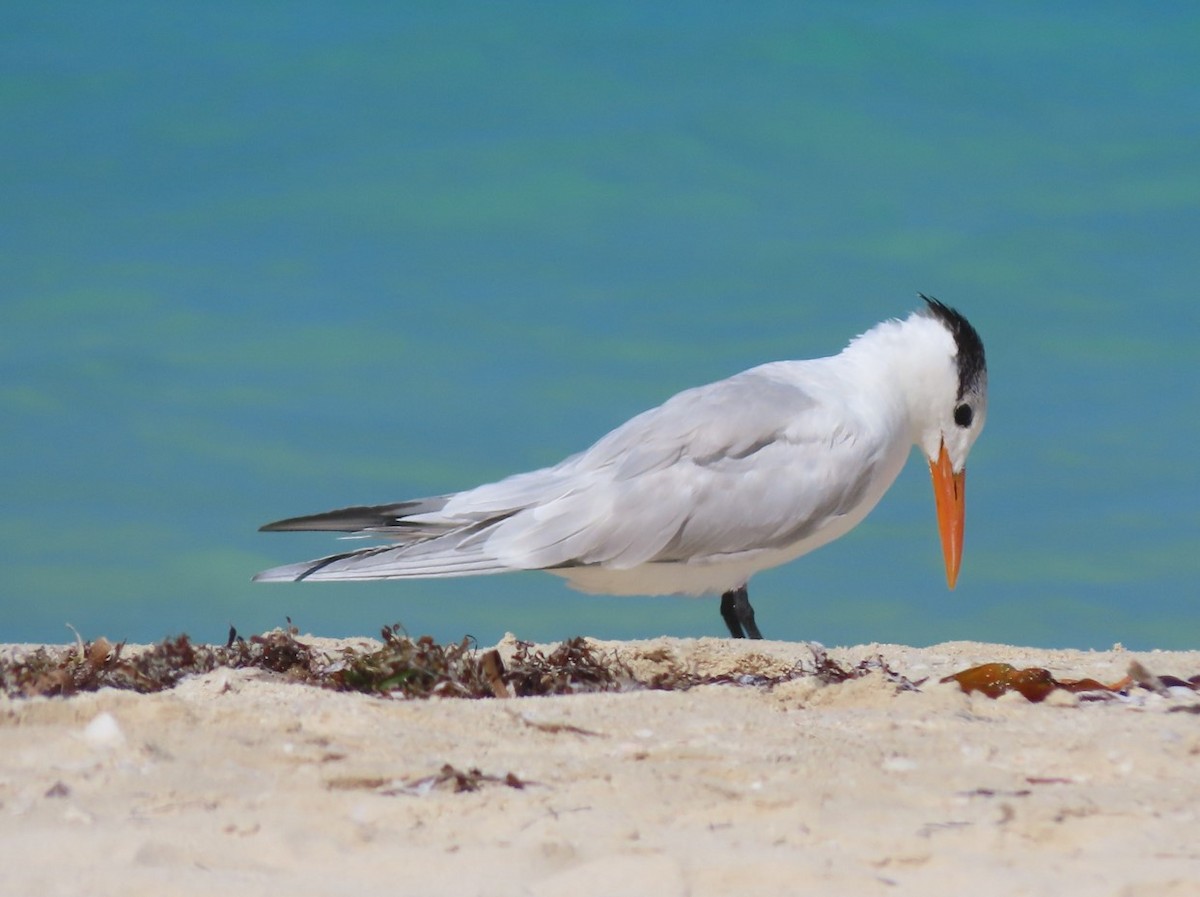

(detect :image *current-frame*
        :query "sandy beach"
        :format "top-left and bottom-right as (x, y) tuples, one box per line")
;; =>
(2, 636), (1198, 897)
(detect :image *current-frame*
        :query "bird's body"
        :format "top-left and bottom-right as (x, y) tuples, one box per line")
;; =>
(255, 297), (988, 639)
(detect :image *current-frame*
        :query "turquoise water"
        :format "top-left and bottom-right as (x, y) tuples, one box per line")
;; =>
(3, 5), (1197, 649)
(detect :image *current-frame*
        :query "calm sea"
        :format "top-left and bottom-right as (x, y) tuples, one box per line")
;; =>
(3, 5), (1197, 649)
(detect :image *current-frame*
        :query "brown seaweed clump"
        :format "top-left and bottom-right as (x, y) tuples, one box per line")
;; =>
(0, 625), (331, 698)
(942, 660), (1200, 703)
(0, 624), (628, 701)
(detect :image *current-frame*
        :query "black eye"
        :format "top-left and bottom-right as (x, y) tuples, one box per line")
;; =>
(954, 403), (974, 428)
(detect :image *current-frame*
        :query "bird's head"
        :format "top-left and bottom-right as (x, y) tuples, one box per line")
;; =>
(912, 295), (988, 589)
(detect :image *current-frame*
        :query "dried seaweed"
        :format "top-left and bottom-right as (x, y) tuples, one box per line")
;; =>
(505, 708), (603, 737)
(0, 625), (628, 700)
(502, 637), (626, 696)
(325, 764), (531, 796)
(327, 625), (497, 698)
(324, 630), (625, 698)
(384, 763), (531, 796)
(3, 624), (1197, 707)
(806, 645), (926, 692)
(0, 625), (331, 698)
(940, 663), (1132, 702)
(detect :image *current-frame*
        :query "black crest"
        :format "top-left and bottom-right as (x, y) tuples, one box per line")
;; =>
(920, 294), (986, 399)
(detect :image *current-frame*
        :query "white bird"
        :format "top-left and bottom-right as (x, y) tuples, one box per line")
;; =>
(255, 296), (987, 639)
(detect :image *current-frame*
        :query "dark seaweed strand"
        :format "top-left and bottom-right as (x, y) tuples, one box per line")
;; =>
(919, 294), (987, 399)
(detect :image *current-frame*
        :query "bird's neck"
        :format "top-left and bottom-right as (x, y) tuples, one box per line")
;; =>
(838, 313), (957, 447)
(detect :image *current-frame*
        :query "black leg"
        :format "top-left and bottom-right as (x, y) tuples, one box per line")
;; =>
(719, 585), (763, 640)
(720, 589), (745, 638)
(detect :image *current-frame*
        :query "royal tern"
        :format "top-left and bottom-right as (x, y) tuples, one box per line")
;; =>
(255, 296), (987, 639)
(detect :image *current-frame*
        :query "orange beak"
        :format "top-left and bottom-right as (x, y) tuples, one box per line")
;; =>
(929, 439), (966, 589)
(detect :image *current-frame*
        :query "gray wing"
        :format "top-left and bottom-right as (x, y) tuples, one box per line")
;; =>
(254, 365), (884, 582)
(475, 365), (884, 568)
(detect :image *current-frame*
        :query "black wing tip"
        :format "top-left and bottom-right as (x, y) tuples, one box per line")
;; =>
(256, 504), (404, 533)
(257, 516), (337, 533)
(918, 292), (987, 398)
(256, 499), (447, 534)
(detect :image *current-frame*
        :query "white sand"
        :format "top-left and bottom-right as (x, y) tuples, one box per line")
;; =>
(2, 637), (1198, 897)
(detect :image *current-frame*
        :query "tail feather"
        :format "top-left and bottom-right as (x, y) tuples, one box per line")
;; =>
(253, 536), (515, 583)
(258, 496), (452, 533)
(255, 467), (588, 583)
(255, 492), (525, 582)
